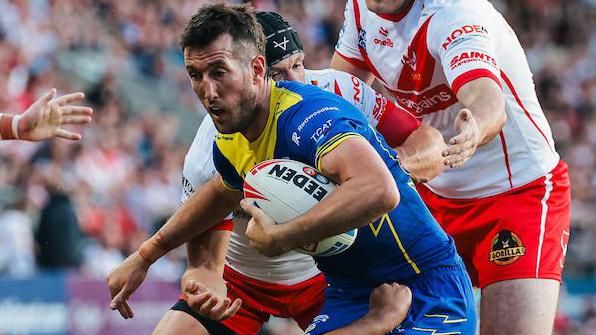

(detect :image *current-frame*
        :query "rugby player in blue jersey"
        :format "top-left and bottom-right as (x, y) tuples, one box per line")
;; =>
(108, 3), (476, 334)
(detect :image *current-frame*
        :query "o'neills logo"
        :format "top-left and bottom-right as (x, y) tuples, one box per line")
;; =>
(374, 37), (394, 48)
(489, 230), (526, 265)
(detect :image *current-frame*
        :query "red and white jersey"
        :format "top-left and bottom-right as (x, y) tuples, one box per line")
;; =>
(336, 0), (560, 198)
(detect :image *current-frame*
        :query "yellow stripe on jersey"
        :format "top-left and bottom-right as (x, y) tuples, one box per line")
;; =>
(270, 81), (303, 116)
(214, 81), (303, 180)
(370, 213), (421, 274)
(314, 132), (364, 171)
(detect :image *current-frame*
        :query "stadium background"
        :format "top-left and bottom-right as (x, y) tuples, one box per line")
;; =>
(0, 0), (593, 334)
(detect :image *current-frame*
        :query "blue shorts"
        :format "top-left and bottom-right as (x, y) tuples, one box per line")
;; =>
(304, 264), (477, 335)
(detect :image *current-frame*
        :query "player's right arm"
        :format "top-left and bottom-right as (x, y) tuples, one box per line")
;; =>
(107, 175), (242, 319)
(244, 104), (400, 256)
(396, 123), (447, 183)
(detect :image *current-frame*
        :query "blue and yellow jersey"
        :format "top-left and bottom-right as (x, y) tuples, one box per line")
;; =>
(213, 80), (460, 288)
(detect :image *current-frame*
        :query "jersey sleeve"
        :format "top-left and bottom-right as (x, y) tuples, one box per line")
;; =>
(182, 116), (234, 229)
(284, 99), (368, 171)
(213, 141), (243, 191)
(334, 0), (368, 70)
(331, 69), (421, 147)
(427, 7), (503, 95)
(375, 100), (421, 147)
(180, 115), (218, 205)
(330, 69), (378, 126)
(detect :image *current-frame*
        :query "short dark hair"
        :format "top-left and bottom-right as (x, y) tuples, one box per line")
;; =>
(180, 3), (265, 59)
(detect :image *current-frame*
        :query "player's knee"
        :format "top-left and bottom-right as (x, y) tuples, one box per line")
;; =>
(152, 310), (209, 335)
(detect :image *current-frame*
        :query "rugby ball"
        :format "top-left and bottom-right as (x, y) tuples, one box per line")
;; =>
(243, 159), (357, 257)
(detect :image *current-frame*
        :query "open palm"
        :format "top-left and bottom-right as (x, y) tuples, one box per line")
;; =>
(19, 89), (93, 141)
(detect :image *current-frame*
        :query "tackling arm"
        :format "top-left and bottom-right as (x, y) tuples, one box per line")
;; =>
(396, 123), (446, 183)
(456, 77), (506, 146)
(326, 283), (412, 335)
(181, 230), (242, 321)
(442, 78), (506, 168)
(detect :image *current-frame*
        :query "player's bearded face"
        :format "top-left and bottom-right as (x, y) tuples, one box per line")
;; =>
(184, 34), (259, 134)
(215, 71), (258, 134)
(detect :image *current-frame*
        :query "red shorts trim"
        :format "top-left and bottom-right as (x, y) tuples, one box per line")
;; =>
(181, 266), (326, 335)
(417, 160), (571, 288)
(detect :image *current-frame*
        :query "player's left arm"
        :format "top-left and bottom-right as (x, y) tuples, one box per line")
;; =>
(243, 135), (399, 256)
(444, 78), (506, 168)
(429, 8), (507, 168)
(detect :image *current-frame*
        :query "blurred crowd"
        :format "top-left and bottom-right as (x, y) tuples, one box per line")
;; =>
(0, 0), (593, 334)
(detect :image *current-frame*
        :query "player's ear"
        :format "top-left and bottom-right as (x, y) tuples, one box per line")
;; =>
(251, 55), (267, 83)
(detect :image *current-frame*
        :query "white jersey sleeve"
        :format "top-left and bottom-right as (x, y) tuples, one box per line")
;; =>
(427, 6), (502, 95)
(306, 68), (383, 128)
(334, 0), (367, 67)
(181, 115), (218, 204)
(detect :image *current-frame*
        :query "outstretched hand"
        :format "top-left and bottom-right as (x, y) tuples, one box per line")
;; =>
(183, 277), (242, 321)
(442, 108), (480, 169)
(106, 252), (151, 319)
(18, 88), (93, 141)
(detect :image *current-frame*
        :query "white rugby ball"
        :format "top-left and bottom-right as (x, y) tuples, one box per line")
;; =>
(243, 159), (357, 257)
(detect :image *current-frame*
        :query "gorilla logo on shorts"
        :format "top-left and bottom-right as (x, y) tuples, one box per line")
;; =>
(489, 230), (526, 266)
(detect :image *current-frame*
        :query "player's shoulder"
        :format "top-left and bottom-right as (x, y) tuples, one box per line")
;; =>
(275, 80), (340, 106)
(305, 68), (353, 91)
(276, 80), (357, 125)
(427, 0), (496, 24)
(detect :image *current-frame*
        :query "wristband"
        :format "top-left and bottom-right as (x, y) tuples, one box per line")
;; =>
(138, 232), (169, 264)
(0, 113), (15, 140)
(12, 114), (22, 140)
